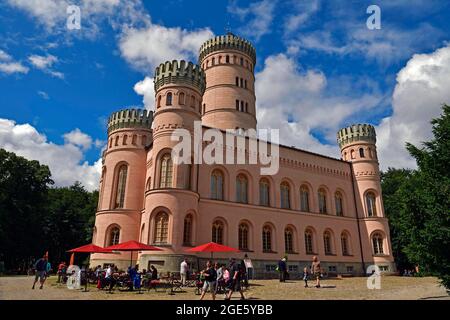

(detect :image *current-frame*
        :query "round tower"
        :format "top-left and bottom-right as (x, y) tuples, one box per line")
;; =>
(91, 109), (152, 269)
(138, 60), (205, 272)
(199, 33), (257, 130)
(337, 124), (395, 272)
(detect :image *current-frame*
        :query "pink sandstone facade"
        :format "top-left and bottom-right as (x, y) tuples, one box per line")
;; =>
(90, 33), (395, 277)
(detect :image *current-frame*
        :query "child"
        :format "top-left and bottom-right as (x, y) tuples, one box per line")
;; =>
(303, 266), (309, 288)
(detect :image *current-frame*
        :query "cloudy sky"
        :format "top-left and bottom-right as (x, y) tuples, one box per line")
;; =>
(0, 0), (449, 191)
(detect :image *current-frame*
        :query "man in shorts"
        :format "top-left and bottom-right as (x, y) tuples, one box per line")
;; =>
(32, 254), (48, 289)
(311, 256), (321, 288)
(200, 260), (217, 300)
(226, 258), (245, 300)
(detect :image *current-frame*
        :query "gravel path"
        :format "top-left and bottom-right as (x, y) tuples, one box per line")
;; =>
(0, 275), (448, 300)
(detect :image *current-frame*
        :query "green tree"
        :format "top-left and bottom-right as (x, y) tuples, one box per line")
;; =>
(43, 183), (98, 264)
(402, 104), (450, 290)
(0, 149), (53, 270)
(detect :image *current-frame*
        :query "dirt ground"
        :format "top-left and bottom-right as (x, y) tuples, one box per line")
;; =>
(0, 275), (448, 300)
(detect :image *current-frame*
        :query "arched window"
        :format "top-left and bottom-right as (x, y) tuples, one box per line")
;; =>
(359, 148), (365, 158)
(318, 188), (327, 213)
(190, 95), (195, 108)
(351, 149), (355, 159)
(335, 192), (344, 216)
(159, 154), (173, 188)
(226, 55), (230, 63)
(154, 212), (169, 244)
(300, 185), (310, 212)
(240, 78), (244, 87)
(236, 100), (239, 110)
(183, 214), (192, 246)
(240, 101), (244, 112)
(157, 95), (162, 108)
(115, 136), (119, 146)
(212, 57), (215, 65)
(236, 77), (239, 86)
(324, 231), (332, 255)
(146, 177), (151, 191)
(341, 232), (350, 256)
(123, 135), (128, 145)
(179, 92), (185, 105)
(245, 102), (248, 113)
(114, 165), (127, 208)
(305, 229), (314, 254)
(366, 192), (377, 217)
(240, 57), (244, 65)
(285, 227), (294, 253)
(259, 178), (270, 206)
(280, 182), (290, 209)
(109, 226), (120, 246)
(238, 223), (249, 250)
(132, 134), (137, 145)
(236, 174), (248, 203)
(166, 92), (172, 106)
(262, 225), (272, 252)
(372, 232), (384, 254)
(212, 220), (224, 244)
(210, 170), (224, 200)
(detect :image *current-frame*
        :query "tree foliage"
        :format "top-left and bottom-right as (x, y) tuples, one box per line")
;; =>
(382, 104), (450, 290)
(0, 149), (98, 272)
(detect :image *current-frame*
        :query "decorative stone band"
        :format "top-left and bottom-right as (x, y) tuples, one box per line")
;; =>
(107, 108), (153, 134)
(154, 60), (206, 94)
(198, 33), (256, 65)
(337, 124), (376, 148)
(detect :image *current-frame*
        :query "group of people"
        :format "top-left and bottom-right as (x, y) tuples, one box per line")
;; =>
(278, 256), (323, 288)
(197, 258), (247, 300)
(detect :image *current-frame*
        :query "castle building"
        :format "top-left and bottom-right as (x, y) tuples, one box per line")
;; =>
(91, 33), (395, 276)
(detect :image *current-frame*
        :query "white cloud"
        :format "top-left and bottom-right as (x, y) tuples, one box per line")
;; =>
(37, 90), (50, 100)
(119, 24), (213, 73)
(133, 76), (154, 110)
(63, 128), (93, 150)
(283, 0), (319, 34)
(28, 54), (64, 78)
(227, 0), (276, 41)
(0, 49), (29, 75)
(376, 44), (450, 169)
(255, 54), (383, 156)
(0, 119), (101, 191)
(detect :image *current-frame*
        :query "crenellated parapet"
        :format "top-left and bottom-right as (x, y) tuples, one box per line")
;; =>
(337, 124), (376, 149)
(198, 33), (256, 65)
(154, 60), (206, 94)
(107, 108), (153, 134)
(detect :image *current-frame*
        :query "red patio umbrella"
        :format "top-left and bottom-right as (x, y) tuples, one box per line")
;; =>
(186, 242), (240, 259)
(66, 244), (114, 292)
(105, 240), (163, 267)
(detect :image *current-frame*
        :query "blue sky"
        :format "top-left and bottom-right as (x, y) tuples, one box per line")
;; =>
(1, 0), (450, 190)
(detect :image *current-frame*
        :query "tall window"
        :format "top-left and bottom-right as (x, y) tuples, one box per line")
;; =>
(235, 77), (239, 86)
(285, 227), (294, 253)
(183, 214), (192, 246)
(372, 232), (384, 254)
(179, 92), (185, 105)
(157, 95), (162, 108)
(166, 92), (172, 106)
(259, 179), (270, 206)
(190, 95), (195, 108)
(280, 182), (290, 209)
(212, 220), (224, 244)
(324, 231), (332, 255)
(262, 226), (272, 252)
(359, 148), (365, 158)
(114, 165), (127, 208)
(366, 192), (377, 217)
(146, 177), (151, 191)
(154, 212), (169, 244)
(318, 188), (327, 213)
(236, 100), (239, 110)
(341, 232), (349, 256)
(305, 229), (313, 254)
(211, 170), (224, 200)
(159, 154), (173, 188)
(236, 174), (248, 203)
(226, 55), (230, 63)
(109, 227), (120, 246)
(238, 223), (249, 250)
(300, 185), (310, 212)
(335, 192), (344, 216)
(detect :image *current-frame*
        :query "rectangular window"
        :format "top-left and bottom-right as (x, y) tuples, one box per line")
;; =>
(288, 265), (298, 272)
(236, 77), (239, 86)
(346, 266), (354, 273)
(379, 265), (389, 271)
(328, 266), (337, 272)
(265, 265), (277, 272)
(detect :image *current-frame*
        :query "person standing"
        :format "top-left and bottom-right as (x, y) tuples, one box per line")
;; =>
(180, 258), (189, 286)
(32, 255), (48, 289)
(278, 258), (287, 282)
(199, 261), (217, 300)
(303, 266), (310, 288)
(57, 261), (66, 283)
(226, 258), (245, 300)
(311, 256), (321, 288)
